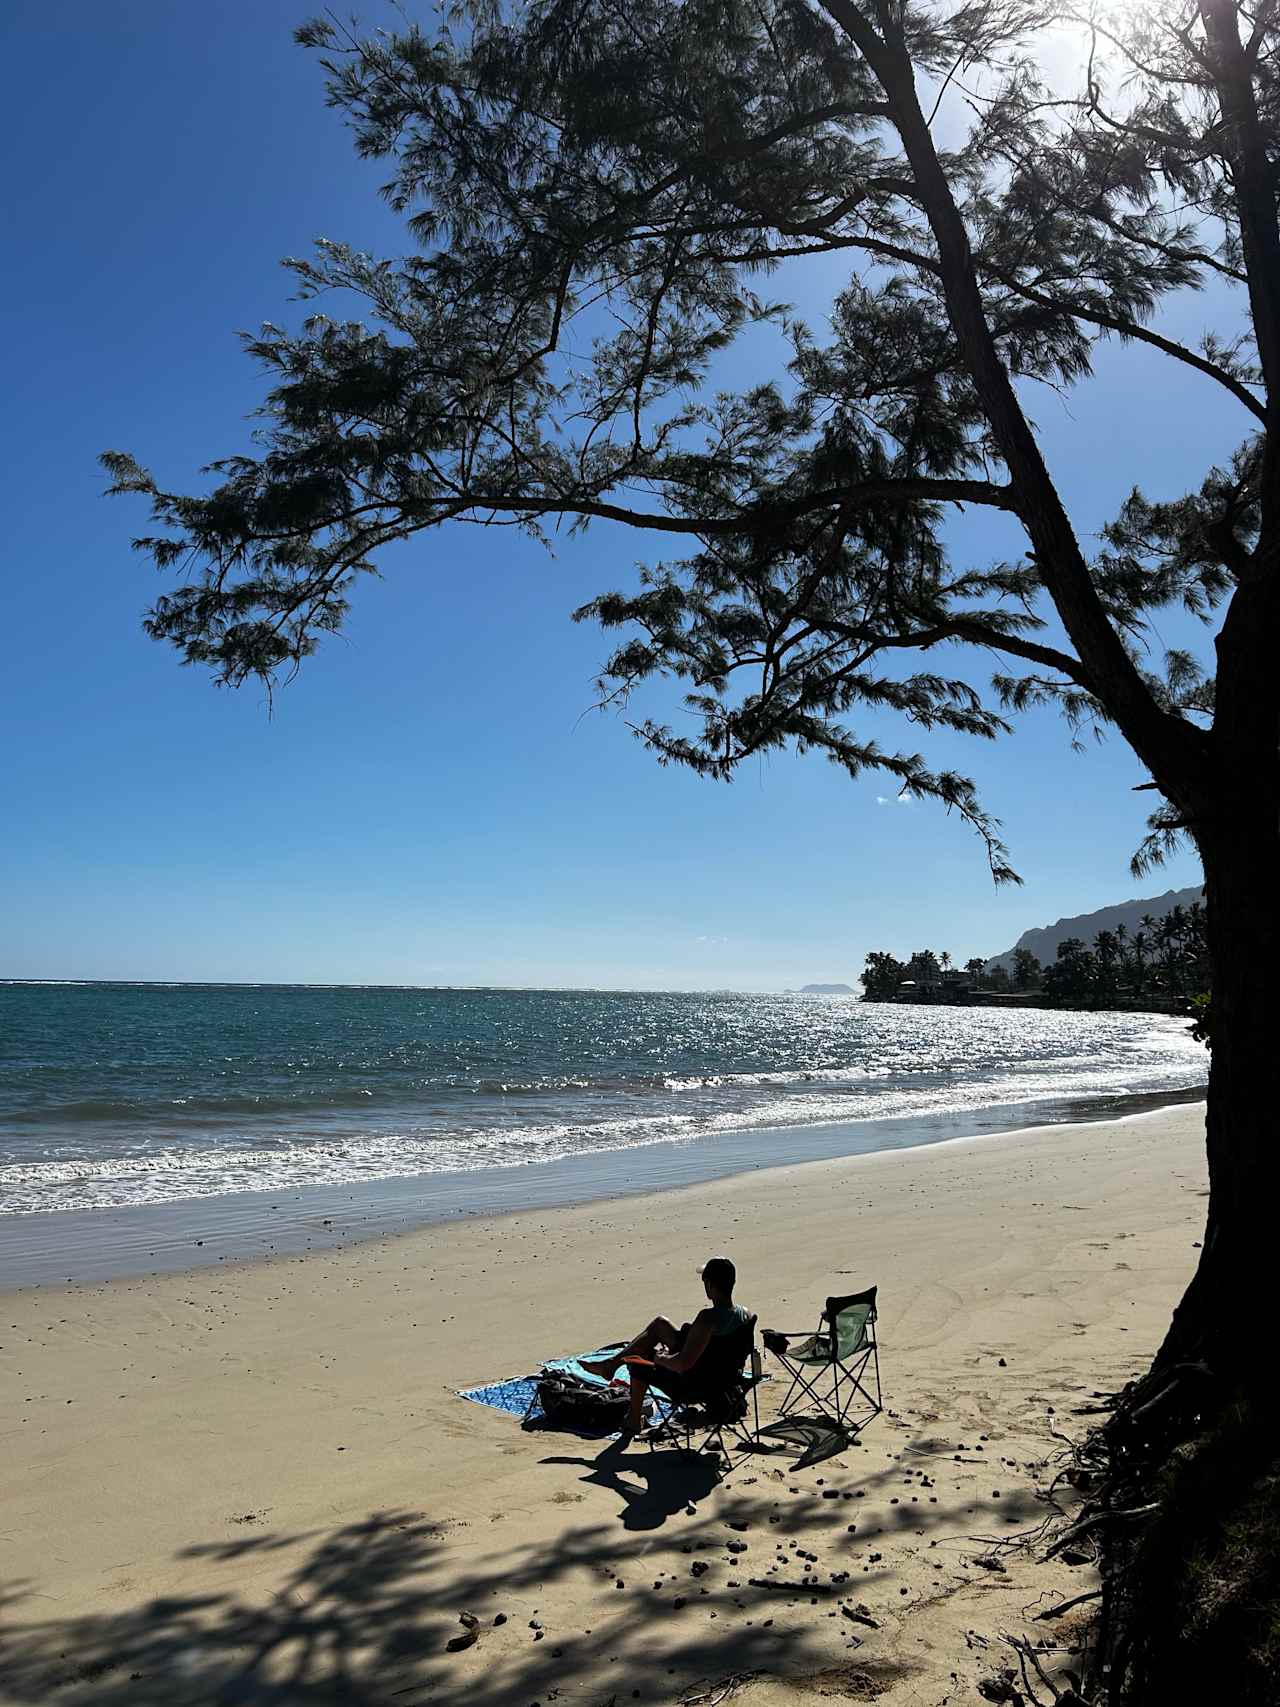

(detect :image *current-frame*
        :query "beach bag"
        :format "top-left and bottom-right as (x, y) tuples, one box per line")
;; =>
(527, 1368), (631, 1431)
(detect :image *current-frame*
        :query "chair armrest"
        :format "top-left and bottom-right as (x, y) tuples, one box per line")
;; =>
(762, 1328), (813, 1356)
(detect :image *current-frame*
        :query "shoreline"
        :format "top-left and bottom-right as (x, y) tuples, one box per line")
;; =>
(0, 1083), (1205, 1290)
(0, 1101), (1209, 1707)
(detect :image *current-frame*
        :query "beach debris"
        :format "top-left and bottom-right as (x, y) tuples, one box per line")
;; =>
(726, 1541), (747, 1554)
(493, 1612), (508, 1626)
(1034, 1587), (1103, 1621)
(842, 1604), (880, 1628)
(977, 1670), (1019, 1702)
(447, 1628), (478, 1653)
(747, 1577), (839, 1595)
(681, 1672), (762, 1706)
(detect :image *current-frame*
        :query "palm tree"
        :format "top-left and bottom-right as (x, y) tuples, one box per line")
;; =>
(1132, 931), (1149, 996)
(1186, 903), (1209, 988)
(1093, 930), (1119, 1002)
(1157, 913), (1182, 994)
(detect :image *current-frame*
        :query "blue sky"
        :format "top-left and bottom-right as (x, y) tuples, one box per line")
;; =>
(3, 2), (1229, 989)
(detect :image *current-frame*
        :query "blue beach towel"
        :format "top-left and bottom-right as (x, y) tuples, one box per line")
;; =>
(458, 1343), (661, 1427)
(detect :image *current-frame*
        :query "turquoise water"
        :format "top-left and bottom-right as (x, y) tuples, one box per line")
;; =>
(0, 983), (1206, 1219)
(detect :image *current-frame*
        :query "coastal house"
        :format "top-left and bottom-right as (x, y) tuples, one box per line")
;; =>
(893, 972), (976, 1005)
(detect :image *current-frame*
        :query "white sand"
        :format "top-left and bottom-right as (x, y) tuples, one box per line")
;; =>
(0, 1101), (1207, 1705)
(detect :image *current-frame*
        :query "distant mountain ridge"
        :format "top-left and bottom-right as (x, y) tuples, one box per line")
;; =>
(986, 885), (1204, 973)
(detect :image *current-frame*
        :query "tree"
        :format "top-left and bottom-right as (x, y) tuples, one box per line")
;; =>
(1131, 929), (1150, 995)
(964, 956), (987, 987)
(1093, 926), (1120, 999)
(106, 3), (1280, 1689)
(862, 949), (905, 998)
(906, 948), (942, 985)
(1011, 945), (1041, 989)
(1185, 899), (1209, 987)
(1156, 908), (1183, 992)
(1042, 935), (1097, 1004)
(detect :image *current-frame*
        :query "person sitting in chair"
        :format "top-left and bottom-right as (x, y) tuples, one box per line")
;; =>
(582, 1256), (750, 1437)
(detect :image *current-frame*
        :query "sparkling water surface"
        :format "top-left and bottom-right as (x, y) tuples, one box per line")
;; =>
(0, 982), (1206, 1215)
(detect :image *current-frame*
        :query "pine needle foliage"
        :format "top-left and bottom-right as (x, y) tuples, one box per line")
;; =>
(106, 0), (1279, 882)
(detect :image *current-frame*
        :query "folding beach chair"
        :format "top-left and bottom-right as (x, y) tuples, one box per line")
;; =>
(757, 1286), (882, 1469)
(640, 1313), (764, 1467)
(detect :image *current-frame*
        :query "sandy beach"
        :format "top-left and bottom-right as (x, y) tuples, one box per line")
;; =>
(1, 1101), (1208, 1706)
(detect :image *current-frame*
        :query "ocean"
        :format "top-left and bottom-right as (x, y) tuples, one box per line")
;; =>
(1, 981), (1206, 1224)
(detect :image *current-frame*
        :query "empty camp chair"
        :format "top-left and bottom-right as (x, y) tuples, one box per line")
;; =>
(758, 1286), (882, 1469)
(639, 1312), (764, 1466)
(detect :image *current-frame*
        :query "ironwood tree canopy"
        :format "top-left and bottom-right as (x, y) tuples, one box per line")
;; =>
(105, 0), (1276, 882)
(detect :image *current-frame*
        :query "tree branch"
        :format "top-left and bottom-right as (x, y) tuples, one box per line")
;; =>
(992, 274), (1266, 421)
(815, 0), (1213, 804)
(431, 476), (1022, 536)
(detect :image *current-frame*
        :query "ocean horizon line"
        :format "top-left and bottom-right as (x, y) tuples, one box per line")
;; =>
(1, 977), (797, 996)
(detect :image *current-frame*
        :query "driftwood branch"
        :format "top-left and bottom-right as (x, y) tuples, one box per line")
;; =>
(1035, 1587), (1104, 1621)
(1046, 1504), (1159, 1559)
(680, 1672), (761, 1706)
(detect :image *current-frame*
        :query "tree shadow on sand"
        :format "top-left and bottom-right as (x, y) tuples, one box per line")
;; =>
(0, 1508), (823, 1706)
(0, 1443), (1045, 1705)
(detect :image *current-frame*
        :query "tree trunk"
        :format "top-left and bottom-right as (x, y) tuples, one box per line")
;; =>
(1152, 817), (1280, 1389)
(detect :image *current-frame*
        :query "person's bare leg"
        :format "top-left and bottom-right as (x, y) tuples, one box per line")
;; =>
(625, 1367), (651, 1435)
(583, 1315), (679, 1381)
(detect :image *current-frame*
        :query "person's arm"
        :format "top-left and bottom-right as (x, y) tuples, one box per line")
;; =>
(656, 1311), (712, 1374)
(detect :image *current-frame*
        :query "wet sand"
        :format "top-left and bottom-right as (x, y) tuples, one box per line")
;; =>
(0, 1084), (1205, 1289)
